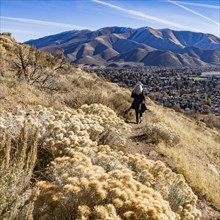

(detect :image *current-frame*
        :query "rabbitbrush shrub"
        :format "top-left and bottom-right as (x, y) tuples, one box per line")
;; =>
(0, 105), (201, 219)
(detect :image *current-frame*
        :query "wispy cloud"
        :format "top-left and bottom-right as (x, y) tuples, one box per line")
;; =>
(174, 1), (220, 10)
(1, 16), (90, 30)
(168, 1), (220, 26)
(92, 0), (201, 32)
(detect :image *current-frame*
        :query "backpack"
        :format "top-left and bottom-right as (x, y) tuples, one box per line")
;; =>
(140, 102), (147, 113)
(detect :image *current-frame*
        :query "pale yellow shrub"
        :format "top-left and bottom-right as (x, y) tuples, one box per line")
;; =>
(34, 143), (200, 219)
(0, 104), (131, 156)
(144, 122), (180, 146)
(1, 104), (201, 219)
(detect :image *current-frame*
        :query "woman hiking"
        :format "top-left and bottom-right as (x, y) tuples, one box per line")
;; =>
(128, 82), (145, 124)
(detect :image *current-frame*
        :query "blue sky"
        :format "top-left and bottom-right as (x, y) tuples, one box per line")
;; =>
(0, 0), (219, 42)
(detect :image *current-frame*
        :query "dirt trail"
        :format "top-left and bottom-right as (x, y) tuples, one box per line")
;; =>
(123, 116), (220, 220)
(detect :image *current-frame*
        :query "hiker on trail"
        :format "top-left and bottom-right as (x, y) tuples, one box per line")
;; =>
(127, 82), (146, 124)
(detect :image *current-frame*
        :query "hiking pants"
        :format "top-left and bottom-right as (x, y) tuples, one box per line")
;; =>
(135, 109), (142, 124)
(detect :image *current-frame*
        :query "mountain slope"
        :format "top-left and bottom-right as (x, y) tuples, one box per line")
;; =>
(1, 34), (220, 219)
(26, 26), (220, 67)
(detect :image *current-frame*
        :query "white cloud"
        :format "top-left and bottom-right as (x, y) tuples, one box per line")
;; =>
(1, 16), (90, 30)
(92, 0), (201, 32)
(174, 1), (220, 10)
(168, 1), (220, 26)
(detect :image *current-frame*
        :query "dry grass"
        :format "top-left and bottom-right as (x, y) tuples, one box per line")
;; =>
(0, 69), (131, 118)
(0, 125), (39, 219)
(0, 77), (51, 111)
(145, 99), (220, 210)
(0, 34), (131, 116)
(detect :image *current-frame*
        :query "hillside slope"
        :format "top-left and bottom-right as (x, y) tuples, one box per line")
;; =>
(149, 103), (220, 210)
(0, 34), (131, 115)
(124, 100), (220, 215)
(0, 34), (219, 219)
(25, 26), (220, 67)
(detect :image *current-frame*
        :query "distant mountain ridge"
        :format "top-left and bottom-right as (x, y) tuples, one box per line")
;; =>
(25, 26), (220, 67)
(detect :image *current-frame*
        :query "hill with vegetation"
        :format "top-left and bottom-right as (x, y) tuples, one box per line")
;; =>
(25, 26), (220, 68)
(0, 34), (219, 219)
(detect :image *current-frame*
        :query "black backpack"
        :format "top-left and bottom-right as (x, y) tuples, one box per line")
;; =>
(140, 102), (147, 113)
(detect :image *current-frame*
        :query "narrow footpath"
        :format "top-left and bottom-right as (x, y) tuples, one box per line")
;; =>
(122, 115), (220, 220)
(122, 116), (171, 166)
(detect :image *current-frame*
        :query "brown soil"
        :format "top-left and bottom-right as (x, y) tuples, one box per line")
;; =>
(123, 118), (220, 220)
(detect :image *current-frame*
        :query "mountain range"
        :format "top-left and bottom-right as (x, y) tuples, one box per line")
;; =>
(25, 26), (220, 68)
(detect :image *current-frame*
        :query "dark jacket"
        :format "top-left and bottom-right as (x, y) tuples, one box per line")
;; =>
(130, 91), (145, 110)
